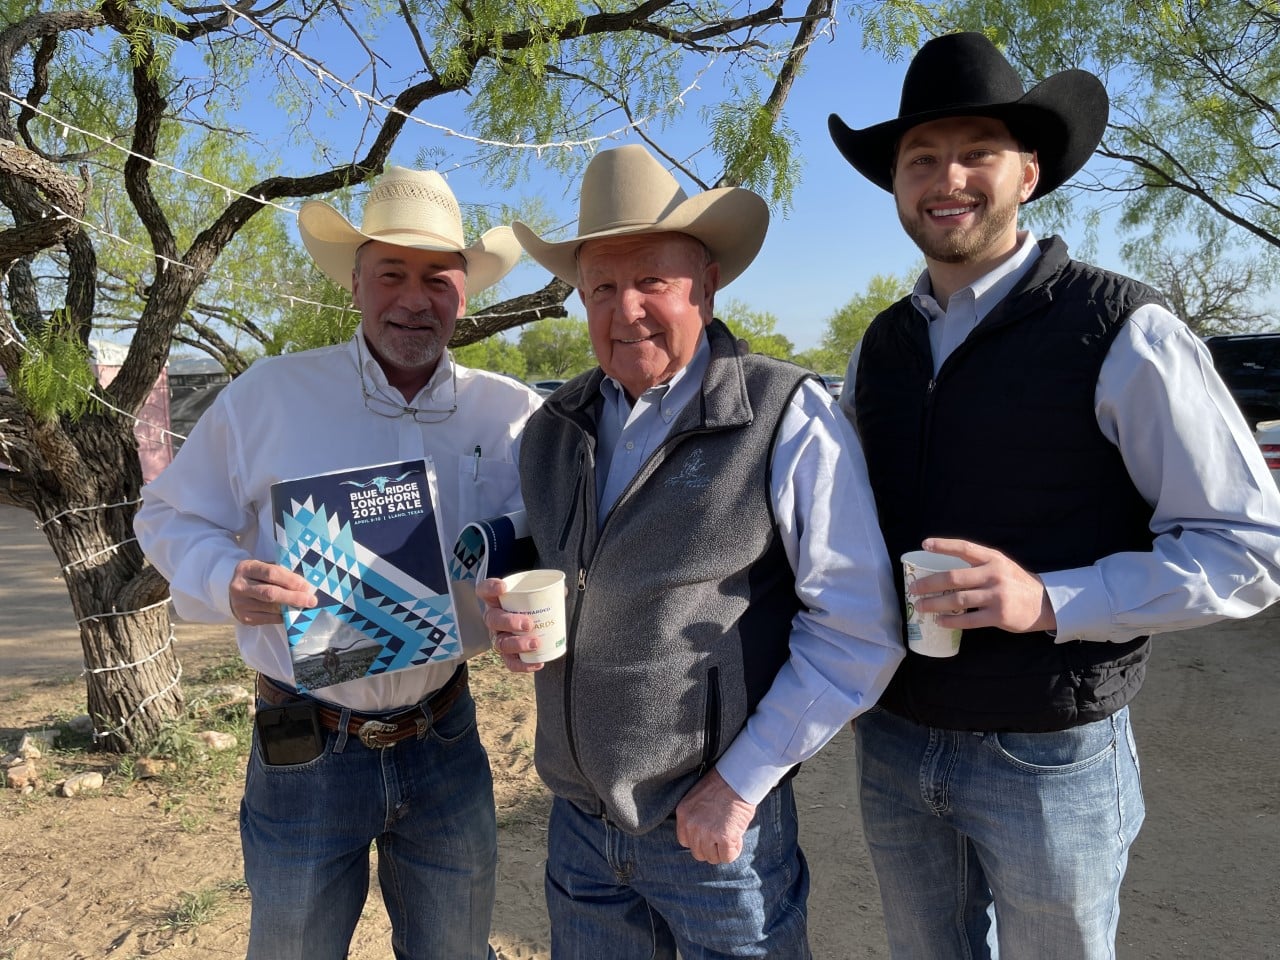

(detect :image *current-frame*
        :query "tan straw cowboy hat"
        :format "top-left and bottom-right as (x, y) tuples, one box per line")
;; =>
(512, 145), (768, 288)
(297, 166), (521, 296)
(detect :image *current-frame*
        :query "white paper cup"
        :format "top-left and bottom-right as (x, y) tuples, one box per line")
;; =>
(901, 550), (970, 658)
(499, 569), (568, 664)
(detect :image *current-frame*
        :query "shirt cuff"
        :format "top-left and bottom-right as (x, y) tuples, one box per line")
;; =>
(1041, 565), (1113, 643)
(176, 552), (243, 627)
(714, 732), (796, 805)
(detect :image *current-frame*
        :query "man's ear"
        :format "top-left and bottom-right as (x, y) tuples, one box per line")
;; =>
(702, 261), (721, 321)
(1020, 150), (1041, 202)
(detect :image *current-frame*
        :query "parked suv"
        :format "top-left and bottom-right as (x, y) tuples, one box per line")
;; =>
(1203, 333), (1280, 428)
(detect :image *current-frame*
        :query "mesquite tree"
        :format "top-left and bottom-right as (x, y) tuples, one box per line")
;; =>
(0, 0), (831, 751)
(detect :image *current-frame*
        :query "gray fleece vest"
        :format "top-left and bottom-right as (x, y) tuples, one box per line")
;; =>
(519, 320), (811, 834)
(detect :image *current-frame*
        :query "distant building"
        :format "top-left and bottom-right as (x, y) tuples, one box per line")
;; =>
(0, 342), (230, 481)
(166, 354), (230, 454)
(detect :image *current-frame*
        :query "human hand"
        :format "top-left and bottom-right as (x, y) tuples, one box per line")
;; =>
(674, 768), (758, 864)
(911, 537), (1056, 634)
(228, 559), (316, 626)
(477, 577), (545, 674)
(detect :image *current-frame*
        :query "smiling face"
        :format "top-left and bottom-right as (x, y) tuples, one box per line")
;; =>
(577, 232), (718, 402)
(893, 115), (1039, 292)
(352, 240), (468, 399)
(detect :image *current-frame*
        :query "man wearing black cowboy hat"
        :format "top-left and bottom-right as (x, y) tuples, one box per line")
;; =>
(829, 31), (1280, 959)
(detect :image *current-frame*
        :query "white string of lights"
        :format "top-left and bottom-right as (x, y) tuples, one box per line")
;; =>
(0, 89), (300, 216)
(93, 660), (183, 744)
(36, 497), (143, 528)
(0, 328), (189, 443)
(62, 537), (138, 573)
(216, 0), (722, 157)
(81, 629), (175, 674)
(37, 201), (563, 328)
(77, 597), (170, 626)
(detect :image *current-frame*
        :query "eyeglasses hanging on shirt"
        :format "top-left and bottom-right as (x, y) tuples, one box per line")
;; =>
(354, 333), (458, 424)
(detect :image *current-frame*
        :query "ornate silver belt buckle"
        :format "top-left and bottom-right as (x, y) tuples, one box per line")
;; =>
(358, 719), (399, 749)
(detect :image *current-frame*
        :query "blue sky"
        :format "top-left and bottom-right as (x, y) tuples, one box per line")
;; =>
(242, 17), (1141, 353)
(424, 30), (1135, 352)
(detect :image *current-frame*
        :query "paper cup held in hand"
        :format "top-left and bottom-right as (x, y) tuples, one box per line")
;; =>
(901, 550), (970, 658)
(499, 569), (568, 663)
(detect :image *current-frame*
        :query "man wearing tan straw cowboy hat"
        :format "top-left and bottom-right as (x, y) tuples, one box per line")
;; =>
(829, 31), (1280, 959)
(135, 166), (541, 959)
(477, 143), (903, 957)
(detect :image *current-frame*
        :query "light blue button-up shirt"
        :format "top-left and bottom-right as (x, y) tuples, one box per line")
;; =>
(842, 232), (1280, 643)
(577, 330), (902, 804)
(596, 338), (709, 524)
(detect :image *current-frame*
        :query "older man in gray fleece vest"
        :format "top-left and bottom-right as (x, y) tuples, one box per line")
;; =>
(479, 144), (902, 959)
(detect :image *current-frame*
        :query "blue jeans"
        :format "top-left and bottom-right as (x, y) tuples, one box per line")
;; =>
(544, 783), (812, 959)
(241, 684), (497, 960)
(856, 706), (1145, 960)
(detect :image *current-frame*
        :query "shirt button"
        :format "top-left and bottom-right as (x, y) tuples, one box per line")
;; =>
(625, 441), (635, 450)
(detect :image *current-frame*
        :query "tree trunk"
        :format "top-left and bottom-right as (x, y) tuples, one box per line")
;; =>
(14, 409), (184, 753)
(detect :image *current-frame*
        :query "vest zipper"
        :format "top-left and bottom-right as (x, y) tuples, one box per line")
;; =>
(919, 378), (938, 497)
(557, 454), (586, 551)
(561, 434), (595, 785)
(697, 666), (722, 775)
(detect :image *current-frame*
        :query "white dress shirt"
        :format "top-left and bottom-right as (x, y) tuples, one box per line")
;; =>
(841, 232), (1280, 643)
(135, 330), (542, 712)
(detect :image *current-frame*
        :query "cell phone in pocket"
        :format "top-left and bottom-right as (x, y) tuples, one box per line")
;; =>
(255, 701), (325, 765)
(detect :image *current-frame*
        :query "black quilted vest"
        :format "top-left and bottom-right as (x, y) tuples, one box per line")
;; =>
(855, 238), (1163, 731)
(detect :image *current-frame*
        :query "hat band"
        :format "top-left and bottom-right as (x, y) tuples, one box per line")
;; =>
(364, 226), (465, 250)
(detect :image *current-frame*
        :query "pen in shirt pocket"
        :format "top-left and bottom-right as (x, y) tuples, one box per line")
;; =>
(473, 444), (481, 481)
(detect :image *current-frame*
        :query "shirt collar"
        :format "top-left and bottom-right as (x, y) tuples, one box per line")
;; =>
(911, 231), (1042, 323)
(598, 331), (710, 416)
(350, 326), (456, 405)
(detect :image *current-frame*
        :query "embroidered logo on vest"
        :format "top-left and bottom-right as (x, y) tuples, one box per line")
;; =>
(664, 448), (712, 490)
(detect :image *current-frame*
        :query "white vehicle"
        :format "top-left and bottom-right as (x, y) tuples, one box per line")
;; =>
(1256, 420), (1280, 487)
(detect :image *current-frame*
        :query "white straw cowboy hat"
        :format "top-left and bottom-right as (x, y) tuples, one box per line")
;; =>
(512, 145), (769, 288)
(298, 166), (521, 296)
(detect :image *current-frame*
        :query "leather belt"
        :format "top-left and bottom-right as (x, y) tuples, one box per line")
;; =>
(255, 663), (468, 749)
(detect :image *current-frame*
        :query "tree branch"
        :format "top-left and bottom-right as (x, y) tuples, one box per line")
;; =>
(452, 278), (574, 345)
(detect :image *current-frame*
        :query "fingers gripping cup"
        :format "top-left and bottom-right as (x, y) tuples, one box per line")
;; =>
(499, 569), (568, 664)
(901, 550), (971, 658)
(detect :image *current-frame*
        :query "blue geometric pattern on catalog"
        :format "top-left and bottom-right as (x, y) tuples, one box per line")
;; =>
(271, 459), (461, 693)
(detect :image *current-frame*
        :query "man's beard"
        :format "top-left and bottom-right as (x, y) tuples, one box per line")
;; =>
(374, 311), (447, 370)
(898, 191), (1019, 264)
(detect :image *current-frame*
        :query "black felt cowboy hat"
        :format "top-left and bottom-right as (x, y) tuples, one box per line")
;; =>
(828, 32), (1108, 202)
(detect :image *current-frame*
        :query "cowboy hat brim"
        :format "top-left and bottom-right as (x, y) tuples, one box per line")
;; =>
(298, 199), (521, 297)
(829, 68), (1107, 201)
(512, 187), (769, 289)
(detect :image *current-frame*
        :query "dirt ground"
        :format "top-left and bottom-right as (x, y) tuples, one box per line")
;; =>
(1, 501), (1277, 959)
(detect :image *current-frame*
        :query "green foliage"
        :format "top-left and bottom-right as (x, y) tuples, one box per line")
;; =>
(269, 271), (360, 355)
(107, 1), (180, 73)
(800, 270), (916, 372)
(718, 299), (794, 360)
(454, 334), (529, 379)
(707, 84), (800, 209)
(853, 0), (944, 60)
(517, 316), (594, 377)
(925, 0), (1280, 261)
(160, 886), (224, 931)
(11, 315), (99, 422)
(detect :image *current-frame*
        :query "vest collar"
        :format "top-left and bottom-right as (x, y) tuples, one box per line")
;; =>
(552, 318), (755, 432)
